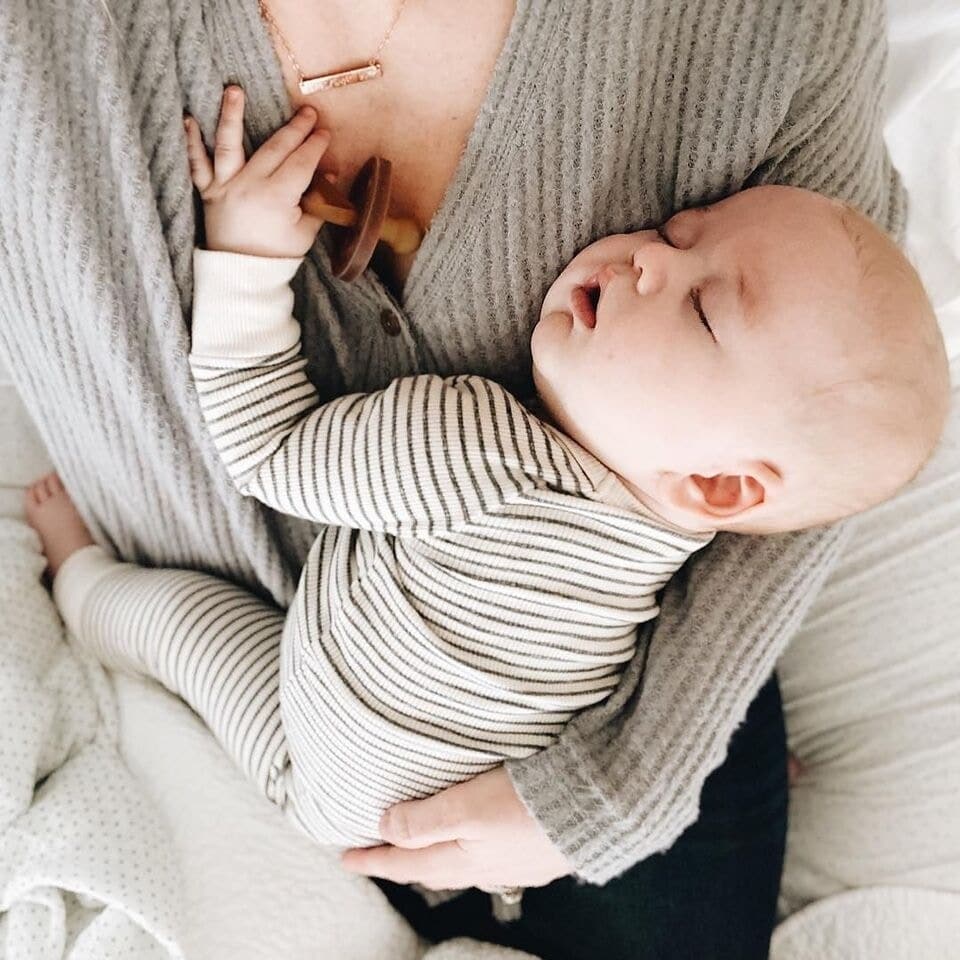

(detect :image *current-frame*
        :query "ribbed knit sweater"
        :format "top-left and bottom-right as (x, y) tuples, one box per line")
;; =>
(0, 0), (904, 883)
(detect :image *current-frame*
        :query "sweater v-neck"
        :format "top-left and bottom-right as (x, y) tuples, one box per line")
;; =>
(211, 0), (567, 318)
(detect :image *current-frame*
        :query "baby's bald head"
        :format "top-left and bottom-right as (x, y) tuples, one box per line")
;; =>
(770, 198), (950, 530)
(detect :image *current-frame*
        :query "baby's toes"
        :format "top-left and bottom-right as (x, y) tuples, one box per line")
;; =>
(27, 474), (52, 505)
(23, 478), (48, 527)
(40, 472), (60, 501)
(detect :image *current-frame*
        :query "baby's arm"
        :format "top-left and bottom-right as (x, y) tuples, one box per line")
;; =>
(188, 249), (504, 534)
(184, 88), (520, 534)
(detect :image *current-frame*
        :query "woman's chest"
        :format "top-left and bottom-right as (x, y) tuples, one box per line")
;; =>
(270, 2), (516, 289)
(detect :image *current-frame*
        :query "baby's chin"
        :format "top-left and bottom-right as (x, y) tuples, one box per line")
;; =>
(530, 309), (574, 382)
(530, 314), (571, 395)
(529, 350), (568, 433)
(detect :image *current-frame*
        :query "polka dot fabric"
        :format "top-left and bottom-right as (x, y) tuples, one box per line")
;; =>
(0, 519), (184, 959)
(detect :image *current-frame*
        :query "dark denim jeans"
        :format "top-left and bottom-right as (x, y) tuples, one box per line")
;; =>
(376, 674), (788, 960)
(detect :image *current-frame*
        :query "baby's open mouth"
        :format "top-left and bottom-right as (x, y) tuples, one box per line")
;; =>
(570, 278), (601, 328)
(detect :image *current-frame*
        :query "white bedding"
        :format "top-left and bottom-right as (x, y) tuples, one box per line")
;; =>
(0, 407), (183, 957)
(771, 357), (960, 958)
(2, 0), (958, 957)
(884, 0), (960, 360)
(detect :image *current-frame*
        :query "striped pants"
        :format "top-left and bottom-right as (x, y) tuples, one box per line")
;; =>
(55, 545), (291, 810)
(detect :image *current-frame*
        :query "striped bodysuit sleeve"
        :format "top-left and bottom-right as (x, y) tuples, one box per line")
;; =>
(188, 249), (562, 535)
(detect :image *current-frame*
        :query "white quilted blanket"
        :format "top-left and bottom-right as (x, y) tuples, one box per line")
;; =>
(0, 516), (183, 959)
(0, 354), (532, 960)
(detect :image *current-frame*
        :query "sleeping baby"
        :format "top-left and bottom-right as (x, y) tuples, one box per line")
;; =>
(25, 91), (949, 853)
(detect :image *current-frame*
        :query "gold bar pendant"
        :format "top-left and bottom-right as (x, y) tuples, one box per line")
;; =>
(299, 62), (383, 94)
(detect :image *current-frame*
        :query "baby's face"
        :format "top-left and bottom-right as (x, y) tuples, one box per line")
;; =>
(532, 185), (868, 487)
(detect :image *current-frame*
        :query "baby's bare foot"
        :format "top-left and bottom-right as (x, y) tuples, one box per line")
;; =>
(24, 473), (95, 578)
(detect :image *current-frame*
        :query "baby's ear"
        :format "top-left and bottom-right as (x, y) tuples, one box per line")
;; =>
(659, 461), (782, 526)
(687, 473), (764, 518)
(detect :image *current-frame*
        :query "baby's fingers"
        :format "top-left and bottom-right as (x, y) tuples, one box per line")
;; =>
(213, 85), (247, 184)
(184, 116), (214, 192)
(273, 128), (332, 200)
(245, 105), (319, 180)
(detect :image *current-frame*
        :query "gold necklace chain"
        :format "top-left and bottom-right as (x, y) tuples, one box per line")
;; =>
(258, 0), (410, 93)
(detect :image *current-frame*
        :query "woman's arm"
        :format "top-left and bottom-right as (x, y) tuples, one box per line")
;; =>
(505, 0), (906, 884)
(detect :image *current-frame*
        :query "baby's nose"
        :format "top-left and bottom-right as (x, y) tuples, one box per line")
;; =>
(632, 252), (666, 294)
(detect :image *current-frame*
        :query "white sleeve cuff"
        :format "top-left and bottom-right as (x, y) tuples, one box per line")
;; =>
(190, 248), (305, 360)
(53, 544), (119, 640)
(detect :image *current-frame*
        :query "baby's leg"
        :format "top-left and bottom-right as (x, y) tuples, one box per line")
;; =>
(25, 473), (289, 805)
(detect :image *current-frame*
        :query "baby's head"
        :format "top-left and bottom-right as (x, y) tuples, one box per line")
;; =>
(532, 185), (950, 534)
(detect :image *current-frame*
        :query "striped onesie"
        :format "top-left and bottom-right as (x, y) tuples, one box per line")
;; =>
(54, 250), (712, 846)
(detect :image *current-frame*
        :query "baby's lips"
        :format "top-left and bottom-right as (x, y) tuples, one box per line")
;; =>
(593, 264), (621, 293)
(569, 285), (598, 329)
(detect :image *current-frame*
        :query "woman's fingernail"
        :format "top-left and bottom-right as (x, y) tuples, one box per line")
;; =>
(299, 105), (315, 119)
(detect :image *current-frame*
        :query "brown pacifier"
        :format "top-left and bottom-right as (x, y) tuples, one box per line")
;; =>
(301, 157), (423, 282)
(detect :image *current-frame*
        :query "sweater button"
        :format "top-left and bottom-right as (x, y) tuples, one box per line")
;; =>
(379, 309), (402, 337)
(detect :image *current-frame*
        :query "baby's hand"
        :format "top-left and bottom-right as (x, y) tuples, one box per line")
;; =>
(184, 86), (330, 258)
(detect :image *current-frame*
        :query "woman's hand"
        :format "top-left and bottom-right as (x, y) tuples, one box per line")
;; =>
(341, 768), (573, 890)
(184, 86), (330, 259)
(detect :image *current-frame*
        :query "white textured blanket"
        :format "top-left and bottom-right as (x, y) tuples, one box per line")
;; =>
(0, 353), (535, 960)
(0, 496), (183, 955)
(771, 888), (960, 960)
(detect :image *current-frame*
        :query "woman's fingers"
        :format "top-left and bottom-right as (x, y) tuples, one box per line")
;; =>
(272, 128), (331, 200)
(341, 841), (471, 889)
(378, 786), (467, 849)
(213, 85), (247, 184)
(244, 105), (318, 180)
(183, 117), (214, 193)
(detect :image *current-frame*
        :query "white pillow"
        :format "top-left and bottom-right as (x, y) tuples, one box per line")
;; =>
(884, 0), (960, 360)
